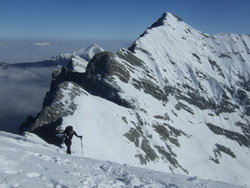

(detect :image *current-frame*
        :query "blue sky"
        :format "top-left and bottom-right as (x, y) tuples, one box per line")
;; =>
(0, 0), (250, 40)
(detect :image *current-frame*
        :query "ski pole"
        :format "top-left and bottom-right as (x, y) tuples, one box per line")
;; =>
(80, 138), (84, 157)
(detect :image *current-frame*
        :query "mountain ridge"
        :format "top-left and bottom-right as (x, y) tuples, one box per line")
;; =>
(20, 12), (250, 187)
(1, 44), (104, 69)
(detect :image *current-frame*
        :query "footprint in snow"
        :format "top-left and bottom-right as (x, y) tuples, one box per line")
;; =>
(4, 169), (22, 175)
(36, 164), (50, 171)
(26, 172), (41, 178)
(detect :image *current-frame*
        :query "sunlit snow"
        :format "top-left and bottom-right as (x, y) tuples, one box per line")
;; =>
(0, 131), (244, 188)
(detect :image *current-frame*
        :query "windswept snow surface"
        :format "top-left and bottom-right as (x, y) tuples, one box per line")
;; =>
(0, 131), (244, 188)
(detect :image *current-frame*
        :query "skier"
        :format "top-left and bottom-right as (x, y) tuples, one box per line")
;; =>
(62, 126), (82, 154)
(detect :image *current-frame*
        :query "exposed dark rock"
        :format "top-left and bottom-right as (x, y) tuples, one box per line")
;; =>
(124, 127), (160, 166)
(208, 59), (225, 78)
(175, 90), (216, 110)
(140, 138), (158, 162)
(153, 123), (188, 147)
(175, 101), (194, 115)
(131, 78), (169, 102)
(19, 115), (36, 135)
(19, 79), (88, 143)
(150, 12), (168, 29)
(219, 53), (232, 59)
(34, 81), (86, 131)
(215, 143), (236, 158)
(117, 49), (145, 68)
(154, 145), (187, 174)
(210, 143), (236, 164)
(124, 128), (140, 147)
(206, 123), (249, 147)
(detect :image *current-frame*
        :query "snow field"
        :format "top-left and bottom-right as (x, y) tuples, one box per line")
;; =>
(62, 92), (141, 166)
(60, 79), (250, 187)
(0, 131), (244, 188)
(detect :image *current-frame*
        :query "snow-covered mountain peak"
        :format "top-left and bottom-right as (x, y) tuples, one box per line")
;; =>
(129, 12), (196, 56)
(20, 12), (250, 187)
(74, 44), (105, 61)
(150, 12), (183, 29)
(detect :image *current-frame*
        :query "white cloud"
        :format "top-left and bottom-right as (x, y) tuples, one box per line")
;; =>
(32, 42), (55, 46)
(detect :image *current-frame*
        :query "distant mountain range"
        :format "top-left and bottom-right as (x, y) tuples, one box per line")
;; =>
(20, 12), (250, 187)
(0, 44), (104, 69)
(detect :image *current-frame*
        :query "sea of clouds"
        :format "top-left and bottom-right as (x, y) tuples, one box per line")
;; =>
(0, 67), (54, 133)
(0, 39), (132, 133)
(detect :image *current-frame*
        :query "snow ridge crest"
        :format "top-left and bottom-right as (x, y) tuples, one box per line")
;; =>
(150, 12), (183, 29)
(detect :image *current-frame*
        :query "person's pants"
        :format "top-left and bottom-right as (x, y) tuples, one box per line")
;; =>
(66, 146), (71, 154)
(64, 140), (72, 154)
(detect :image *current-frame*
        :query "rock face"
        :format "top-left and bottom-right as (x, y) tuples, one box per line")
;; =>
(20, 12), (250, 186)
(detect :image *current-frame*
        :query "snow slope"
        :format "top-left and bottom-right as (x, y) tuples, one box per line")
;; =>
(50, 82), (250, 187)
(0, 131), (244, 188)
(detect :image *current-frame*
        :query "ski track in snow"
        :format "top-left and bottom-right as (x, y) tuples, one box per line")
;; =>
(0, 131), (245, 188)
